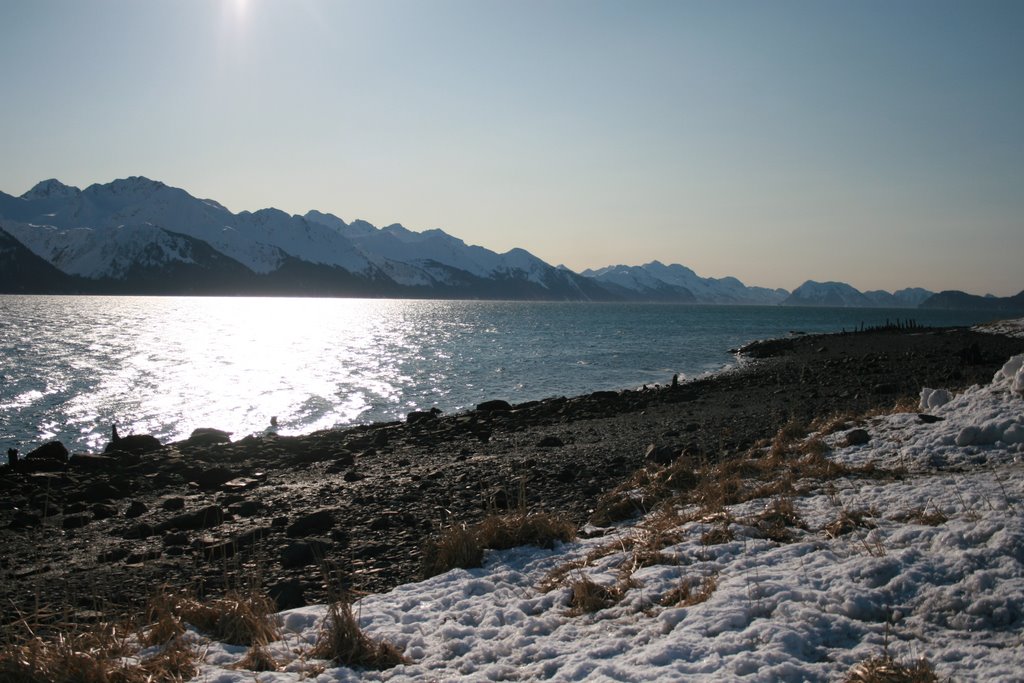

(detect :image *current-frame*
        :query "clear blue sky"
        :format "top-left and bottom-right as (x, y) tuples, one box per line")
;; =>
(1, 0), (1021, 295)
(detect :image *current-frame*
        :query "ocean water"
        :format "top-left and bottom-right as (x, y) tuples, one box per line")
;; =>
(0, 295), (1004, 454)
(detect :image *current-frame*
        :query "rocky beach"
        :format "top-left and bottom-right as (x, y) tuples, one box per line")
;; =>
(2, 323), (1023, 627)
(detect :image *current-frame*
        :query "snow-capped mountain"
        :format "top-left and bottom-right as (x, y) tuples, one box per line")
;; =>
(864, 287), (935, 308)
(581, 261), (788, 304)
(0, 177), (603, 300)
(782, 281), (940, 308)
(1, 176), (1008, 306)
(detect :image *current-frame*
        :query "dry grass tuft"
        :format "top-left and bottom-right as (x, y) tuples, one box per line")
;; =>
(660, 574), (718, 608)
(143, 588), (279, 647)
(748, 496), (807, 543)
(825, 509), (877, 538)
(0, 621), (196, 683)
(138, 636), (198, 682)
(420, 524), (483, 577)
(231, 643), (280, 672)
(893, 506), (948, 527)
(190, 591), (280, 646)
(423, 511), (576, 578)
(844, 653), (939, 682)
(567, 577), (627, 614)
(310, 601), (408, 670)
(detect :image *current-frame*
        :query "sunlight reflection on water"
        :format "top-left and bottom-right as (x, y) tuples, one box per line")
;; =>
(0, 295), (1003, 453)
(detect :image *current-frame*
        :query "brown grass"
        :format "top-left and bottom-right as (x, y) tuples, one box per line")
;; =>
(892, 506), (948, 527)
(747, 496), (807, 543)
(143, 588), (279, 647)
(423, 511), (576, 578)
(844, 653), (939, 682)
(660, 574), (718, 608)
(566, 576), (628, 614)
(825, 509), (877, 538)
(0, 622), (196, 683)
(231, 643), (279, 672)
(310, 601), (408, 670)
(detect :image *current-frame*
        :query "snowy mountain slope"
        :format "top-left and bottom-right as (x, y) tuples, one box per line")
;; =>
(0, 176), (608, 299)
(303, 211), (602, 297)
(0, 224), (82, 293)
(782, 280), (875, 307)
(0, 177), (373, 275)
(784, 281), (940, 308)
(582, 261), (786, 304)
(863, 287), (935, 308)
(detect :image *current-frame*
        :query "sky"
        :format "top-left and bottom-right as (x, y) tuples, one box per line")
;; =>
(0, 0), (1021, 296)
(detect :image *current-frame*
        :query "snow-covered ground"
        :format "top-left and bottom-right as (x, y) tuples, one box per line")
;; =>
(175, 343), (1024, 682)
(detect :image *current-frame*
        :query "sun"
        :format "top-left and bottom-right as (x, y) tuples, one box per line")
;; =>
(227, 0), (250, 20)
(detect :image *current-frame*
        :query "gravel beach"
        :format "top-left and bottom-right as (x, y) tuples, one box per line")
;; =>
(2, 324), (1022, 626)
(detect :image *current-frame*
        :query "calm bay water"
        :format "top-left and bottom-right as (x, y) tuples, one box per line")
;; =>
(0, 295), (1005, 453)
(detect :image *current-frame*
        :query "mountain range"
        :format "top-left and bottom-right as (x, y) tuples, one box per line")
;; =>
(1, 176), (1020, 309)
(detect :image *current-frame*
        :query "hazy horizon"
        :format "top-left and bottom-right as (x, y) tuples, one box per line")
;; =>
(1, 1), (1021, 296)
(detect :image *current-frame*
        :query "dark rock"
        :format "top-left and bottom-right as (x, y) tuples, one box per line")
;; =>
(9, 510), (41, 529)
(407, 408), (442, 424)
(556, 466), (577, 483)
(91, 503), (118, 520)
(268, 578), (306, 611)
(230, 500), (261, 517)
(162, 531), (190, 547)
(125, 549), (162, 564)
(155, 505), (224, 532)
(125, 500), (148, 518)
(644, 443), (679, 466)
(201, 527), (272, 560)
(289, 448), (341, 466)
(26, 441), (69, 462)
(97, 547), (130, 563)
(185, 428), (232, 446)
(183, 466), (235, 489)
(83, 481), (125, 503)
(122, 522), (156, 539)
(280, 538), (331, 568)
(872, 383), (899, 395)
(537, 435), (564, 448)
(287, 509), (335, 538)
(161, 497), (186, 511)
(343, 470), (364, 483)
(844, 429), (871, 447)
(68, 454), (120, 471)
(918, 414), (944, 424)
(476, 400), (513, 413)
(105, 433), (162, 456)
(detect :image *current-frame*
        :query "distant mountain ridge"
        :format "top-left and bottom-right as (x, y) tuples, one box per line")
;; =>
(0, 176), (1018, 308)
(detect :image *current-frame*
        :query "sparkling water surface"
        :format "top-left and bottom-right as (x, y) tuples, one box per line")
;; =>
(0, 295), (1003, 453)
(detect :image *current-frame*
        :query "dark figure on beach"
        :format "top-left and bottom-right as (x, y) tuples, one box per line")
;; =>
(672, 374), (679, 388)
(6, 448), (17, 467)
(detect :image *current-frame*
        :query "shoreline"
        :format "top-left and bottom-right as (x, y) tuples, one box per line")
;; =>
(2, 323), (1024, 625)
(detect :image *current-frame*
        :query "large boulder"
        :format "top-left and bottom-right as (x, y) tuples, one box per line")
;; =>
(184, 428), (232, 447)
(476, 399), (513, 413)
(104, 432), (162, 456)
(23, 441), (69, 471)
(286, 509), (335, 538)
